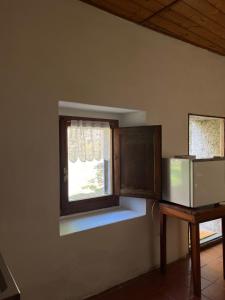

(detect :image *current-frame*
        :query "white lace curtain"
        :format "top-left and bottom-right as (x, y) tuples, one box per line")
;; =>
(68, 120), (110, 162)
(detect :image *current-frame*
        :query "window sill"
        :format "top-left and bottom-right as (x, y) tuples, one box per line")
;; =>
(59, 197), (146, 236)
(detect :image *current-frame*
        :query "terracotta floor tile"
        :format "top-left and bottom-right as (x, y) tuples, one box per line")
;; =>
(201, 265), (221, 283)
(202, 282), (225, 300)
(201, 278), (214, 290)
(88, 244), (225, 300)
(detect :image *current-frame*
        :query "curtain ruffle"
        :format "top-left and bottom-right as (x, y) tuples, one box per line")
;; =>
(68, 120), (110, 162)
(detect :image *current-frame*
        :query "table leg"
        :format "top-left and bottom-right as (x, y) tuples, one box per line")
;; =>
(190, 223), (201, 297)
(222, 217), (225, 280)
(160, 213), (167, 273)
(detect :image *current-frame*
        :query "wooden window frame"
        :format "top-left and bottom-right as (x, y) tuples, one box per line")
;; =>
(59, 115), (119, 216)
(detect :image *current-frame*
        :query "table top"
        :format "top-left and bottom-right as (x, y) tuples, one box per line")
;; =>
(159, 201), (225, 223)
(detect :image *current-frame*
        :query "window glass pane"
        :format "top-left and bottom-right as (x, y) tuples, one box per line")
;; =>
(200, 219), (222, 244)
(189, 115), (224, 159)
(67, 121), (112, 202)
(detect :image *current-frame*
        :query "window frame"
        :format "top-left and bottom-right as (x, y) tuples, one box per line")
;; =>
(188, 113), (225, 159)
(187, 113), (225, 249)
(59, 115), (119, 216)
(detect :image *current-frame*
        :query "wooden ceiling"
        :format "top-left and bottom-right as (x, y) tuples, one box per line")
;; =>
(80, 0), (225, 56)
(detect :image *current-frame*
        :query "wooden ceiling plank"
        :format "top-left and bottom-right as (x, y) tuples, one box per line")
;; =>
(146, 22), (225, 55)
(82, 0), (152, 23)
(156, 0), (180, 5)
(184, 0), (225, 28)
(140, 0), (180, 24)
(171, 1), (225, 40)
(144, 15), (225, 55)
(207, 0), (225, 14)
(160, 9), (225, 49)
(131, 0), (163, 13)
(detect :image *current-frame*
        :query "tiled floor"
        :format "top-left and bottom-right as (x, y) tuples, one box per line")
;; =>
(88, 244), (224, 300)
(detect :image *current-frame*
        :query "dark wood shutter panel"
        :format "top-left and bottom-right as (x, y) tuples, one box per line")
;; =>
(113, 127), (120, 196)
(119, 126), (162, 200)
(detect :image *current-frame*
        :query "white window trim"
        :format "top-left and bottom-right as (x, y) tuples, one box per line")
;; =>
(59, 197), (146, 236)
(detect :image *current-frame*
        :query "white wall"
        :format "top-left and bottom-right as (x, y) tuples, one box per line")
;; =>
(58, 105), (122, 121)
(1, 1), (225, 299)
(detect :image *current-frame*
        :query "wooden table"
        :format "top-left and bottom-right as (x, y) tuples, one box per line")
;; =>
(159, 201), (225, 297)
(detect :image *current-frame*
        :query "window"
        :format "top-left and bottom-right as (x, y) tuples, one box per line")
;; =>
(189, 113), (225, 245)
(59, 116), (162, 216)
(59, 116), (119, 215)
(189, 114), (224, 159)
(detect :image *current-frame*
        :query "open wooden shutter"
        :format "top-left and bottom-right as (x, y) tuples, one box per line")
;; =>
(114, 126), (161, 200)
